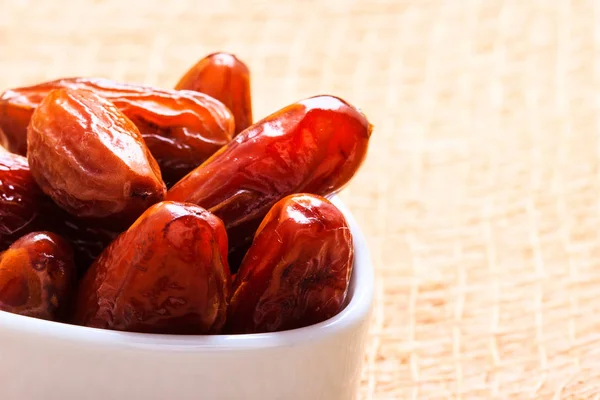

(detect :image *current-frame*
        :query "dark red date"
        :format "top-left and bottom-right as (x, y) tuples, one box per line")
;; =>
(226, 194), (353, 333)
(0, 232), (76, 321)
(167, 95), (371, 270)
(176, 52), (252, 135)
(73, 201), (231, 334)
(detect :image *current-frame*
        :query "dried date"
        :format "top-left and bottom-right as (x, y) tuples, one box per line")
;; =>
(73, 201), (231, 334)
(0, 232), (76, 321)
(27, 88), (166, 226)
(167, 95), (371, 270)
(176, 52), (252, 135)
(226, 194), (353, 333)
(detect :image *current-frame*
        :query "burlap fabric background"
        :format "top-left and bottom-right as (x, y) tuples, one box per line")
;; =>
(2, 0), (600, 398)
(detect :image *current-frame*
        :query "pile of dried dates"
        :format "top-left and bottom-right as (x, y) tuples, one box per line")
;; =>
(0, 52), (372, 334)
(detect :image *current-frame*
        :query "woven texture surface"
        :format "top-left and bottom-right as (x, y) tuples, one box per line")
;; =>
(2, 0), (600, 398)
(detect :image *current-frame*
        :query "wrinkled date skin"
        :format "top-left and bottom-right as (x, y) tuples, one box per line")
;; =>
(226, 194), (353, 333)
(0, 232), (76, 321)
(27, 88), (166, 226)
(0, 77), (234, 185)
(176, 52), (252, 135)
(73, 201), (231, 334)
(167, 95), (371, 270)
(0, 150), (118, 274)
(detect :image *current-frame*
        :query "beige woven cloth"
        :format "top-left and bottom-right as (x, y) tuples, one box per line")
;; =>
(2, 0), (600, 398)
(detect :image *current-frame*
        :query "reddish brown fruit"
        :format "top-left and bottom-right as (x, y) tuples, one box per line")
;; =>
(176, 52), (252, 135)
(226, 194), (353, 333)
(0, 232), (76, 321)
(73, 201), (231, 334)
(167, 95), (371, 270)
(0, 77), (234, 185)
(27, 88), (166, 226)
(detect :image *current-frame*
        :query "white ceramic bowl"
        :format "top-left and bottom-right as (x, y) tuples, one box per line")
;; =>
(0, 197), (373, 400)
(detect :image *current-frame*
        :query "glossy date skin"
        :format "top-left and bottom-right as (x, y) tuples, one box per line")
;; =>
(0, 77), (234, 185)
(226, 194), (353, 333)
(73, 201), (231, 334)
(0, 232), (76, 321)
(176, 52), (252, 135)
(167, 95), (371, 270)
(27, 88), (166, 226)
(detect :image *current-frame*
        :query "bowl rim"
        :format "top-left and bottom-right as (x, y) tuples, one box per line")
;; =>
(0, 196), (374, 351)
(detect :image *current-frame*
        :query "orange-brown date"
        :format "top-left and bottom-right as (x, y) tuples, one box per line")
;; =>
(73, 201), (231, 334)
(27, 88), (166, 226)
(226, 194), (353, 333)
(0, 232), (76, 321)
(167, 95), (371, 270)
(0, 77), (234, 185)
(176, 52), (252, 135)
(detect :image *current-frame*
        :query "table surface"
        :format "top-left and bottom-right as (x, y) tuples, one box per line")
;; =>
(2, 1), (600, 398)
